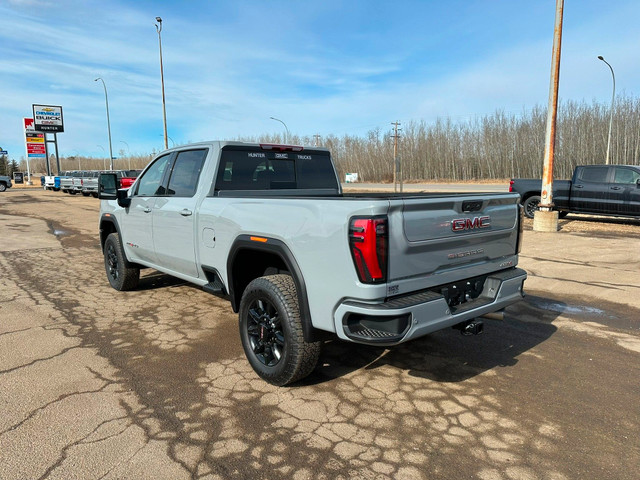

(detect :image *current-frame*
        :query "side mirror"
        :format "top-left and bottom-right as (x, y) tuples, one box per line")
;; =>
(98, 173), (118, 200)
(116, 188), (131, 208)
(99, 173), (132, 208)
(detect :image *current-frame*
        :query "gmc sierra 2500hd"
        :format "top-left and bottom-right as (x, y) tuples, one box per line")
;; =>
(98, 141), (527, 385)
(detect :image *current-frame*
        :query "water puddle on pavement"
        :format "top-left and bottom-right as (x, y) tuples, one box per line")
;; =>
(47, 221), (70, 238)
(530, 298), (615, 319)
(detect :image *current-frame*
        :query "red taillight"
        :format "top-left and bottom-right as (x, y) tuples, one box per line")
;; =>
(509, 180), (514, 192)
(349, 217), (388, 284)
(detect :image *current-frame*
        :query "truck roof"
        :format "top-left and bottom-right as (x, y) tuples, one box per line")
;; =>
(157, 141), (331, 154)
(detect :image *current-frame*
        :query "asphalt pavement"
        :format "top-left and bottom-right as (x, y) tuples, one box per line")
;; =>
(0, 189), (638, 479)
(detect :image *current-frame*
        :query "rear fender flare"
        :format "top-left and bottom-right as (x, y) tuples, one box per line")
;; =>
(227, 235), (318, 342)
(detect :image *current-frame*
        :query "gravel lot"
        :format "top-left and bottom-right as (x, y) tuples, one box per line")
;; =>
(0, 188), (638, 480)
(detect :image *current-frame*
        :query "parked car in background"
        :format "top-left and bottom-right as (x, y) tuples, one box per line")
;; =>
(117, 170), (141, 189)
(81, 171), (101, 197)
(71, 171), (85, 195)
(44, 174), (61, 191)
(60, 171), (74, 193)
(510, 164), (640, 219)
(0, 175), (12, 192)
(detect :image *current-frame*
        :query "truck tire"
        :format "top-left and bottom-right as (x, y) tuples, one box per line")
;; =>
(239, 274), (321, 386)
(0, 183), (6, 192)
(523, 195), (540, 218)
(104, 232), (140, 291)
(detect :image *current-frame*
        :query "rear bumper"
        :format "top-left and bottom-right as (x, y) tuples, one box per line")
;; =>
(334, 267), (527, 346)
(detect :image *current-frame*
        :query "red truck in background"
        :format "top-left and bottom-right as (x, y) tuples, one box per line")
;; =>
(117, 170), (141, 189)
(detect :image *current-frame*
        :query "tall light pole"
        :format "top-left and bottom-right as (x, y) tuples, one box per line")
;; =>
(155, 16), (168, 150)
(597, 55), (615, 165)
(270, 116), (290, 144)
(94, 78), (114, 170)
(120, 141), (131, 169)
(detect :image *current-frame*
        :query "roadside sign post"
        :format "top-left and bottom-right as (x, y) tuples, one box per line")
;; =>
(23, 118), (43, 180)
(32, 105), (64, 175)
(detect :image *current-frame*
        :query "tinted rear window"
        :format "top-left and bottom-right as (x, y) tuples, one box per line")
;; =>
(214, 146), (337, 191)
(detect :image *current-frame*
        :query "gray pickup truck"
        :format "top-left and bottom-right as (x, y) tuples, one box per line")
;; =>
(0, 175), (12, 192)
(98, 141), (527, 385)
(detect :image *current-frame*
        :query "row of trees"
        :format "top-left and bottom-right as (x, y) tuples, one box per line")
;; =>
(245, 95), (640, 181)
(10, 96), (640, 182)
(0, 156), (20, 176)
(18, 154), (155, 175)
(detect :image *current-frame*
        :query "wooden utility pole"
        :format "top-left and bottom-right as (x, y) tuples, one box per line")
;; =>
(391, 121), (401, 192)
(534, 0), (563, 232)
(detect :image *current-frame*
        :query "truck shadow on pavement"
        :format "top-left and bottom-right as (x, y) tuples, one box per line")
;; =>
(135, 271), (189, 291)
(307, 295), (560, 385)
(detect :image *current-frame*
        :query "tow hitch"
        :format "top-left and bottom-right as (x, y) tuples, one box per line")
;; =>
(454, 319), (484, 336)
(454, 310), (505, 336)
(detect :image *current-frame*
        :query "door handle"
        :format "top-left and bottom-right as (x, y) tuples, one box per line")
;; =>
(180, 209), (193, 216)
(143, 207), (152, 213)
(610, 186), (622, 190)
(573, 184), (584, 189)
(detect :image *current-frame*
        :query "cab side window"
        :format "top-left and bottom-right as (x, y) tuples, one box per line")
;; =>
(166, 149), (208, 197)
(136, 154), (172, 196)
(613, 167), (640, 185)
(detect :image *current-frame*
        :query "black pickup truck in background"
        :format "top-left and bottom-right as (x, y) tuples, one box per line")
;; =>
(510, 164), (640, 219)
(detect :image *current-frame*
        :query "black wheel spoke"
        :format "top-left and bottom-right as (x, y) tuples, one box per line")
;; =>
(244, 297), (285, 367)
(274, 330), (285, 346)
(248, 307), (262, 324)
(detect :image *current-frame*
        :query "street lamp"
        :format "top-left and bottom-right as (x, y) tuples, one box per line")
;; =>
(157, 134), (176, 147)
(269, 116), (290, 143)
(155, 16), (168, 150)
(597, 55), (615, 165)
(120, 141), (131, 169)
(94, 78), (114, 170)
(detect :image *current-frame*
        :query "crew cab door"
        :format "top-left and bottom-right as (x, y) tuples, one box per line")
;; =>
(152, 149), (208, 278)
(610, 166), (640, 216)
(570, 166), (611, 213)
(121, 153), (173, 265)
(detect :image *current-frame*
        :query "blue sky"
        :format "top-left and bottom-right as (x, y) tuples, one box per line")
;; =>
(1, 0), (639, 161)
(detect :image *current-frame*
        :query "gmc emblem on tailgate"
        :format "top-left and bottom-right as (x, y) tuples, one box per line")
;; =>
(452, 216), (491, 232)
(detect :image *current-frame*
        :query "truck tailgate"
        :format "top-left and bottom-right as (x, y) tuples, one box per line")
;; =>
(388, 193), (520, 283)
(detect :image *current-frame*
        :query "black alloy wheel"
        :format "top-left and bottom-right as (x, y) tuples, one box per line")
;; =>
(246, 298), (285, 367)
(239, 275), (321, 386)
(523, 195), (541, 219)
(106, 241), (120, 283)
(103, 232), (139, 291)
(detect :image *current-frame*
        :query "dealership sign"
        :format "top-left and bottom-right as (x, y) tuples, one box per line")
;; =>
(24, 117), (35, 131)
(32, 104), (64, 132)
(24, 117), (46, 158)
